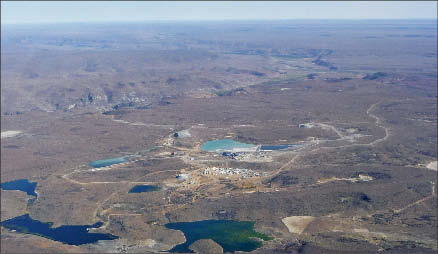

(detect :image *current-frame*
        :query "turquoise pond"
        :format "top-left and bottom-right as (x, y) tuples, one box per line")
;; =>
(1, 214), (118, 245)
(165, 220), (272, 253)
(89, 157), (127, 168)
(201, 139), (256, 152)
(1, 179), (38, 197)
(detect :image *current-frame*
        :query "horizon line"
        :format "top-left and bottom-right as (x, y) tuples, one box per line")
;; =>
(3, 18), (437, 26)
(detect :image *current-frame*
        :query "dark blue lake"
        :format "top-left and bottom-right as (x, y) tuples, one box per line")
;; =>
(1, 179), (38, 197)
(128, 185), (160, 193)
(1, 214), (118, 245)
(165, 220), (272, 253)
(260, 144), (304, 151)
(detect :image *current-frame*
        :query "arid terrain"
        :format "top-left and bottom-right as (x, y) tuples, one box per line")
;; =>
(1, 20), (437, 253)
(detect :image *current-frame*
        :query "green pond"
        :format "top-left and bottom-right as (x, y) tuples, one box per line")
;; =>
(89, 157), (127, 168)
(201, 139), (256, 152)
(128, 185), (160, 193)
(165, 220), (272, 253)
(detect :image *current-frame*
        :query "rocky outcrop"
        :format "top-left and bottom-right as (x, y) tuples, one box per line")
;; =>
(189, 239), (223, 254)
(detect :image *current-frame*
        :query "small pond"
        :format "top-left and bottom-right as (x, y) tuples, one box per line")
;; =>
(128, 185), (160, 193)
(165, 220), (272, 253)
(1, 214), (118, 245)
(1, 179), (38, 197)
(89, 157), (127, 168)
(201, 139), (256, 152)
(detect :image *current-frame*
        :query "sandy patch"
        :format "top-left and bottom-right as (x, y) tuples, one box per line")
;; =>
(426, 161), (437, 171)
(282, 216), (315, 234)
(1, 130), (22, 139)
(178, 129), (191, 138)
(346, 128), (359, 134)
(317, 174), (373, 184)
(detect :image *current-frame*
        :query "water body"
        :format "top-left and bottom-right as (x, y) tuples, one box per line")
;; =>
(165, 220), (272, 253)
(1, 214), (118, 245)
(201, 139), (256, 152)
(128, 185), (160, 193)
(1, 179), (38, 197)
(260, 144), (304, 151)
(89, 157), (127, 168)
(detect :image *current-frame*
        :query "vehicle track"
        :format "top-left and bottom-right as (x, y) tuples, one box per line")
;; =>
(393, 181), (436, 214)
(274, 100), (391, 174)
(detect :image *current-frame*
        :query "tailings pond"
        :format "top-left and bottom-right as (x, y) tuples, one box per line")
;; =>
(89, 157), (127, 168)
(1, 214), (118, 245)
(260, 144), (304, 151)
(1, 179), (38, 197)
(128, 185), (161, 193)
(201, 139), (257, 152)
(165, 220), (272, 253)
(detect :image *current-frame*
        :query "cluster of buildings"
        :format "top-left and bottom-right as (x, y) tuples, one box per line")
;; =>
(221, 152), (240, 158)
(202, 167), (263, 178)
(233, 152), (273, 162)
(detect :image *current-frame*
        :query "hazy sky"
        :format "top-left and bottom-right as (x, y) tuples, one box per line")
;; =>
(2, 1), (437, 24)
